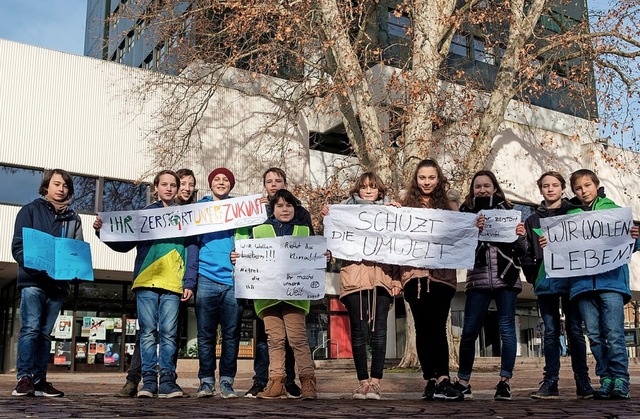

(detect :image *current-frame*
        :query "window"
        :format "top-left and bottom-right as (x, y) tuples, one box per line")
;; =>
(71, 175), (98, 213)
(388, 11), (411, 39)
(450, 34), (469, 57)
(102, 179), (149, 212)
(0, 165), (42, 205)
(473, 38), (495, 65)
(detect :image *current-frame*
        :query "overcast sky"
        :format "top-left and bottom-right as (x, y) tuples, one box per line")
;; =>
(0, 0), (87, 55)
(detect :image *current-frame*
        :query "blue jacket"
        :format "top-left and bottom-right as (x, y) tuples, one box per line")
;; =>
(12, 198), (83, 294)
(104, 201), (197, 294)
(197, 195), (235, 286)
(567, 196), (639, 303)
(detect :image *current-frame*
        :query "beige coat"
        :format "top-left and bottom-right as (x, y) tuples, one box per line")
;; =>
(399, 267), (457, 291)
(339, 261), (401, 299)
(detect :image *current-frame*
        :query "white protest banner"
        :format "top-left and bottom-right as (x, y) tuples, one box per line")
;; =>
(234, 236), (326, 300)
(323, 205), (478, 269)
(478, 209), (521, 243)
(541, 207), (636, 278)
(98, 194), (266, 242)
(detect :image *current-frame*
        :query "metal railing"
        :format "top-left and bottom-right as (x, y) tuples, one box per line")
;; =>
(312, 338), (339, 360)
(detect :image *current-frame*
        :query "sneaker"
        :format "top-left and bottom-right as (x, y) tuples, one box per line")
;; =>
(114, 380), (138, 398)
(12, 376), (35, 397)
(137, 379), (158, 398)
(158, 379), (184, 398)
(575, 375), (594, 399)
(530, 379), (559, 399)
(610, 378), (631, 400)
(352, 382), (369, 400)
(422, 379), (437, 401)
(33, 380), (64, 397)
(453, 381), (473, 399)
(594, 377), (614, 400)
(245, 382), (266, 398)
(220, 381), (238, 399)
(433, 378), (464, 401)
(494, 380), (512, 401)
(366, 382), (382, 400)
(285, 381), (302, 399)
(300, 375), (317, 400)
(195, 382), (215, 398)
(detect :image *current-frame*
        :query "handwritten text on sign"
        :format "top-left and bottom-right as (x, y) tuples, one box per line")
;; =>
(234, 236), (327, 300)
(541, 207), (635, 278)
(323, 205), (478, 269)
(478, 209), (521, 243)
(98, 194), (266, 242)
(23, 228), (94, 281)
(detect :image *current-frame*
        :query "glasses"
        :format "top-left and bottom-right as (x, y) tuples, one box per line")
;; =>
(359, 185), (378, 190)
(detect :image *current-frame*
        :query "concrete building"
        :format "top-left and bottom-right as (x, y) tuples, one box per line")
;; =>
(1, 38), (639, 375)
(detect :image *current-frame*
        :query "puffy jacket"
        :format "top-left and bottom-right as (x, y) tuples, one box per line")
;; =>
(105, 201), (197, 295)
(460, 196), (525, 294)
(338, 195), (400, 298)
(247, 218), (312, 317)
(12, 198), (83, 294)
(521, 198), (585, 295)
(567, 195), (639, 303)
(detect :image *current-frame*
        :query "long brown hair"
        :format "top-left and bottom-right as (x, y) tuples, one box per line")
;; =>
(401, 159), (450, 209)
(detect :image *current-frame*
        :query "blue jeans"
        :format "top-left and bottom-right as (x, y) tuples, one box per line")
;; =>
(577, 291), (629, 381)
(195, 277), (243, 385)
(537, 293), (589, 381)
(16, 286), (66, 381)
(458, 288), (518, 381)
(136, 289), (180, 376)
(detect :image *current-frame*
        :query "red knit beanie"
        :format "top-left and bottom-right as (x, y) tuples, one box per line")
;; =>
(208, 167), (235, 191)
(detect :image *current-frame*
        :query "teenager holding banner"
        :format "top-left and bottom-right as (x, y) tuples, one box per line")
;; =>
(93, 170), (197, 398)
(194, 167), (245, 398)
(454, 170), (527, 401)
(561, 170), (639, 399)
(321, 172), (401, 400)
(231, 189), (320, 400)
(114, 168), (197, 398)
(520, 171), (594, 400)
(244, 167), (310, 399)
(11, 169), (84, 397)
(397, 158), (465, 402)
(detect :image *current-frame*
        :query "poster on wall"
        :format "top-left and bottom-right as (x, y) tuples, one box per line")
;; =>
(54, 341), (72, 366)
(54, 315), (73, 339)
(90, 318), (107, 340)
(96, 342), (106, 354)
(104, 343), (120, 366)
(114, 318), (123, 333)
(125, 319), (137, 336)
(81, 317), (92, 337)
(76, 342), (87, 359)
(105, 318), (115, 330)
(125, 343), (136, 356)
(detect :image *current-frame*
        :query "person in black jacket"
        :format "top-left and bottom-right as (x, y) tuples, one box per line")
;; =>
(520, 171), (594, 400)
(11, 169), (84, 398)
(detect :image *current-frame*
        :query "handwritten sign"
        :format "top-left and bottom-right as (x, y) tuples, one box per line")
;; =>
(98, 194), (266, 242)
(234, 236), (327, 300)
(323, 205), (478, 269)
(478, 209), (521, 243)
(541, 207), (635, 278)
(23, 228), (94, 281)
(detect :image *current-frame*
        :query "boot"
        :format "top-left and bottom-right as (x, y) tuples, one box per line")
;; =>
(300, 375), (317, 400)
(158, 372), (183, 399)
(114, 380), (138, 397)
(257, 376), (287, 399)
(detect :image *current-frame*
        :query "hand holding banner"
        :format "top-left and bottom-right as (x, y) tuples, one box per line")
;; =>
(478, 209), (521, 243)
(541, 207), (635, 278)
(323, 205), (478, 269)
(234, 236), (327, 300)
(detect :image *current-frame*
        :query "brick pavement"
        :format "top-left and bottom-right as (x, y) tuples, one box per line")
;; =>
(1, 361), (640, 418)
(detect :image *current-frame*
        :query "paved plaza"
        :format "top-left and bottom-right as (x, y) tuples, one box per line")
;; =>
(1, 359), (640, 418)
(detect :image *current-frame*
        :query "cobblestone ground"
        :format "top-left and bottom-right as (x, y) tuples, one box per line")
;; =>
(1, 363), (640, 418)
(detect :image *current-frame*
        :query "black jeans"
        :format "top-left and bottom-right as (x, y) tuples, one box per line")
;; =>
(403, 279), (455, 381)
(341, 288), (393, 381)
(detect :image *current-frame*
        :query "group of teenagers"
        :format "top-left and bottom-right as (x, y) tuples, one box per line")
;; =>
(10, 158), (640, 403)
